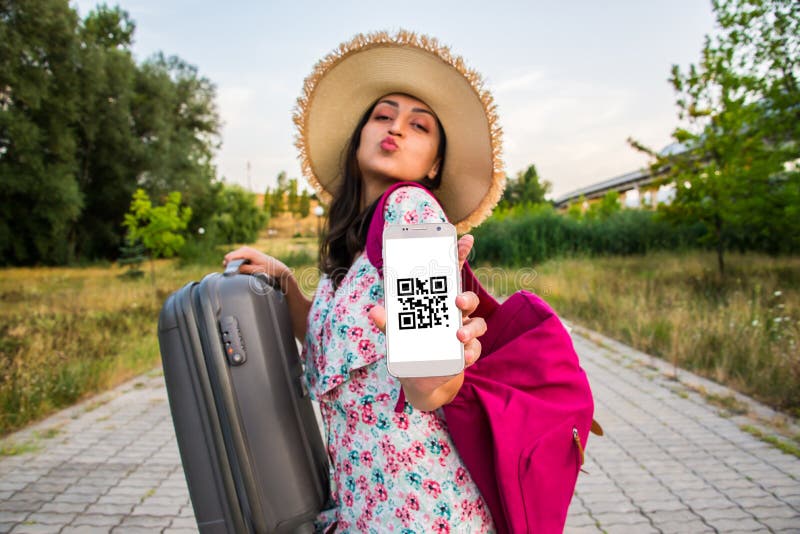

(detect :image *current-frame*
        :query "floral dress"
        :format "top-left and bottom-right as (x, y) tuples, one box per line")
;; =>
(301, 185), (495, 533)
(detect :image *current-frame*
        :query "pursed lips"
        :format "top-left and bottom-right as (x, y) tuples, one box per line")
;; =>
(380, 136), (398, 151)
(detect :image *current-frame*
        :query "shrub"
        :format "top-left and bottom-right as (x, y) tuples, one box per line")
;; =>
(211, 185), (267, 245)
(471, 205), (706, 266)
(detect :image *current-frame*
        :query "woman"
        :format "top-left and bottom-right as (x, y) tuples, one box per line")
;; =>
(224, 31), (505, 533)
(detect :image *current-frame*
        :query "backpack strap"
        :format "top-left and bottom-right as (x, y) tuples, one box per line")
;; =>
(365, 181), (420, 275)
(363, 181), (499, 412)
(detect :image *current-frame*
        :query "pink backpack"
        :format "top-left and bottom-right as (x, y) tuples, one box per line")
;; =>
(366, 181), (597, 533)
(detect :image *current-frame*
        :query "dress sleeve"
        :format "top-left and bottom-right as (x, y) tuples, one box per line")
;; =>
(383, 185), (448, 227)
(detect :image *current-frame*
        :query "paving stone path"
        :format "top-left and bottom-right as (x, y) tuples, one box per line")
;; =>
(1, 327), (798, 533)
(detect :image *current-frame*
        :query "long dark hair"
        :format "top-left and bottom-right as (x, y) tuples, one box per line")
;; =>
(320, 96), (447, 291)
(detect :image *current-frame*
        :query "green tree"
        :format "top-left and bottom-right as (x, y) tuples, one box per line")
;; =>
(269, 171), (287, 215)
(122, 188), (191, 283)
(263, 184), (272, 214)
(263, 186), (280, 217)
(287, 178), (299, 216)
(71, 5), (139, 260)
(81, 2), (135, 47)
(211, 185), (267, 244)
(0, 1), (221, 265)
(585, 191), (621, 221)
(117, 235), (146, 279)
(276, 170), (288, 191)
(0, 0), (82, 264)
(630, 0), (800, 273)
(500, 164), (552, 208)
(565, 196), (587, 220)
(299, 189), (311, 218)
(133, 53), (221, 236)
(123, 188), (192, 258)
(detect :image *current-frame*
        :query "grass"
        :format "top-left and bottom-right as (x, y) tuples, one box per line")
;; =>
(701, 392), (749, 415)
(0, 438), (42, 456)
(3, 239), (797, 437)
(141, 487), (156, 502)
(0, 426), (63, 456)
(472, 251), (800, 416)
(740, 424), (800, 459)
(677, 384), (752, 416)
(0, 236), (320, 437)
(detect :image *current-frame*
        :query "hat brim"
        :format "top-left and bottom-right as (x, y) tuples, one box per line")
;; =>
(294, 31), (505, 233)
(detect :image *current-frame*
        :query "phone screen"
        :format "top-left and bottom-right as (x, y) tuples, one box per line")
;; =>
(383, 225), (462, 372)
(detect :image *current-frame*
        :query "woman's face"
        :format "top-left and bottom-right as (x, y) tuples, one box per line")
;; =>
(356, 93), (442, 186)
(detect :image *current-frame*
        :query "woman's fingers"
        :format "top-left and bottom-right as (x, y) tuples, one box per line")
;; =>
(224, 250), (257, 274)
(455, 291), (479, 319)
(223, 246), (251, 263)
(371, 302), (485, 344)
(463, 337), (482, 367)
(372, 302), (484, 366)
(456, 315), (487, 344)
(223, 246), (255, 267)
(222, 246), (274, 275)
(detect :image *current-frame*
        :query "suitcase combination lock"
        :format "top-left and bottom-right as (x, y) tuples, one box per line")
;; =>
(220, 316), (247, 366)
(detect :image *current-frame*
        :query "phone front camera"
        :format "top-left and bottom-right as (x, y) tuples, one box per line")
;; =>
(436, 226), (441, 231)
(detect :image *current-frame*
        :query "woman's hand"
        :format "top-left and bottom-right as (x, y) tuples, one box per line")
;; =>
(223, 246), (290, 287)
(224, 246), (312, 342)
(368, 234), (488, 411)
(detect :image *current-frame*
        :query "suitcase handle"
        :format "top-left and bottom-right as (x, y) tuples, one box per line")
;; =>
(223, 258), (250, 276)
(223, 259), (283, 294)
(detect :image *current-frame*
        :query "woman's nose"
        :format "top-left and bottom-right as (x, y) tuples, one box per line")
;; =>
(388, 119), (404, 136)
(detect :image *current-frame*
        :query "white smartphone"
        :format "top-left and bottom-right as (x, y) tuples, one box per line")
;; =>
(382, 222), (464, 377)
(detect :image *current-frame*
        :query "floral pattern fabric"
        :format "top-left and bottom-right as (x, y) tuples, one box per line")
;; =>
(301, 185), (495, 533)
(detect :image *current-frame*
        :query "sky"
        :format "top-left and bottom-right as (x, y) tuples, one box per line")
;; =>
(71, 0), (717, 200)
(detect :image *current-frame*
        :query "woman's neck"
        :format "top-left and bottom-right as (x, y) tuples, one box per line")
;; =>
(360, 175), (392, 211)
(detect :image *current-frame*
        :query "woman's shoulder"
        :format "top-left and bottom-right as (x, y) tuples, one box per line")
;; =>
(384, 183), (448, 225)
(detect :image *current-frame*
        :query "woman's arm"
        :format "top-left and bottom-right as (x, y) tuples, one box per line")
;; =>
(395, 294), (483, 411)
(279, 270), (313, 343)
(224, 246), (312, 343)
(368, 235), (487, 412)
(400, 374), (464, 412)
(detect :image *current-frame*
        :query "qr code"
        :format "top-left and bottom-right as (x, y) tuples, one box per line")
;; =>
(396, 276), (450, 330)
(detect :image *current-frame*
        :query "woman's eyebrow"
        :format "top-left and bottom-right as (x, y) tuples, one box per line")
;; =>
(411, 107), (435, 117)
(377, 99), (435, 117)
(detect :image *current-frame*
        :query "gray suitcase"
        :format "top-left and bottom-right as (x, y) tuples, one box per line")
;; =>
(157, 262), (330, 533)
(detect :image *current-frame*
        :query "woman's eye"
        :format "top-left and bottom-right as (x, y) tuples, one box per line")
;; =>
(412, 123), (429, 132)
(374, 114), (391, 121)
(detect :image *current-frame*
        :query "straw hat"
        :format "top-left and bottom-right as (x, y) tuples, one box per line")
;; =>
(293, 30), (505, 233)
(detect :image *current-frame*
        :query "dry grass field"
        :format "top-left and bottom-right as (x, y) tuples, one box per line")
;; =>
(1, 242), (797, 437)
(0, 237), (320, 436)
(473, 252), (800, 415)
(263, 202), (326, 239)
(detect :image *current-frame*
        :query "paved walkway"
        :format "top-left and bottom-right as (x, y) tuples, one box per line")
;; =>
(0, 328), (798, 533)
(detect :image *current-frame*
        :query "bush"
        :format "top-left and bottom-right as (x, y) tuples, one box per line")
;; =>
(471, 204), (706, 266)
(177, 236), (224, 267)
(282, 249), (316, 267)
(211, 186), (267, 245)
